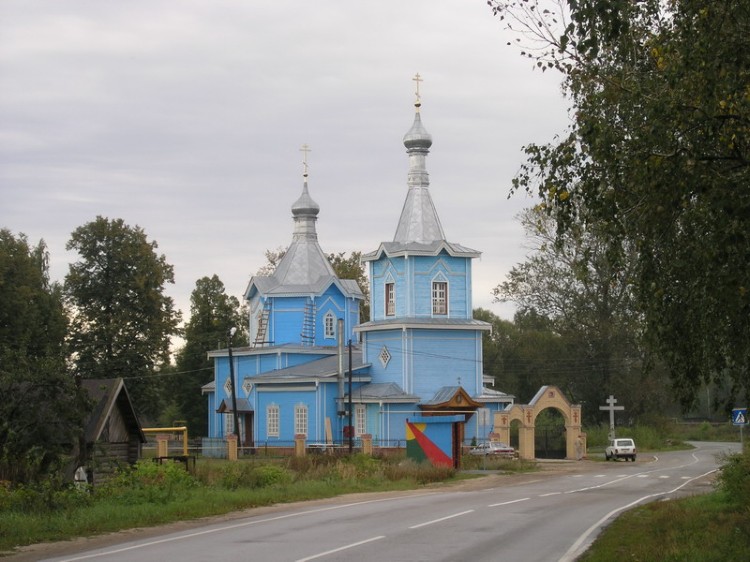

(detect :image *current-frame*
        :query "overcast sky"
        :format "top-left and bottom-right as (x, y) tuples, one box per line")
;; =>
(1, 1), (570, 327)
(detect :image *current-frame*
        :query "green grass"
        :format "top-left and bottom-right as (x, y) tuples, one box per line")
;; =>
(578, 493), (750, 562)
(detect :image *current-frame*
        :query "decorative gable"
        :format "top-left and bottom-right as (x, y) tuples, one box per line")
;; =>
(420, 386), (482, 412)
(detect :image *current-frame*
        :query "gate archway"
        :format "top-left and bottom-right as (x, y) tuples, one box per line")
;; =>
(492, 386), (585, 460)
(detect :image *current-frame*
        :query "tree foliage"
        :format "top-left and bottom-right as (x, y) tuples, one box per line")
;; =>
(489, 0), (750, 409)
(0, 230), (87, 483)
(327, 251), (370, 320)
(490, 209), (675, 422)
(170, 275), (247, 436)
(64, 217), (181, 420)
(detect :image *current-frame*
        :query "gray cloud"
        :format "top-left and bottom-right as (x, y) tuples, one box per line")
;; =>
(0, 0), (570, 329)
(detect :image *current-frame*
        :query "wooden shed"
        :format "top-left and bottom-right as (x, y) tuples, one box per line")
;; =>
(77, 378), (146, 485)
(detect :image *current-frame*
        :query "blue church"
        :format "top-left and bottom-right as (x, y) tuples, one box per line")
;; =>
(203, 87), (513, 450)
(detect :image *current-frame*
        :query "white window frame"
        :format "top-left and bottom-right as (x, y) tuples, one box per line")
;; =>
(294, 404), (308, 437)
(355, 404), (366, 437)
(224, 412), (234, 437)
(324, 311), (336, 339)
(432, 280), (448, 315)
(385, 282), (395, 316)
(267, 404), (279, 438)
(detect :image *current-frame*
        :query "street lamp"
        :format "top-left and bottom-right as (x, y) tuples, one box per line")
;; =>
(227, 327), (240, 448)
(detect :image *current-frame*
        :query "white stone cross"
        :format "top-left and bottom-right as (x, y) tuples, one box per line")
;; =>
(599, 395), (625, 433)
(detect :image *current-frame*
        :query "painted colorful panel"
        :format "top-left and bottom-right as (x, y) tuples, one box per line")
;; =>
(405, 417), (461, 467)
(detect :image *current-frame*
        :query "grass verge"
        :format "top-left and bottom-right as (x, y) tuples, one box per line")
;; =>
(578, 492), (750, 562)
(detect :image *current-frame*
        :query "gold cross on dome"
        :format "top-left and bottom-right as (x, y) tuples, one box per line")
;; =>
(412, 73), (423, 104)
(300, 144), (311, 177)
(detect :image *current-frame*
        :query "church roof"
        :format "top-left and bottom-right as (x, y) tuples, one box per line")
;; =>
(475, 386), (515, 403)
(362, 84), (480, 262)
(216, 398), (253, 413)
(349, 382), (419, 403)
(245, 177), (363, 300)
(355, 316), (491, 332)
(361, 240), (480, 261)
(249, 274), (363, 299)
(271, 180), (336, 286)
(421, 385), (482, 409)
(247, 349), (370, 383)
(394, 99), (444, 245)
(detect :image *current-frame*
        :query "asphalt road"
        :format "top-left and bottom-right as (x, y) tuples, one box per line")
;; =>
(26, 441), (741, 562)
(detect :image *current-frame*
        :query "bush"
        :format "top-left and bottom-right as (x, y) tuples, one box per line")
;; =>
(101, 460), (197, 504)
(383, 458), (455, 484)
(219, 462), (292, 490)
(0, 477), (92, 514)
(584, 424), (688, 450)
(716, 451), (750, 509)
(252, 465), (292, 488)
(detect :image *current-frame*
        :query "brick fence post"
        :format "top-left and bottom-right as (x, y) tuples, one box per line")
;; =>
(294, 434), (306, 457)
(227, 434), (238, 461)
(156, 434), (169, 457)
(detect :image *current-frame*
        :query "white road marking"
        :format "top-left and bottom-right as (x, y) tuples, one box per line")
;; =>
(540, 492), (561, 497)
(409, 509), (474, 529)
(295, 536), (385, 562)
(488, 497), (530, 507)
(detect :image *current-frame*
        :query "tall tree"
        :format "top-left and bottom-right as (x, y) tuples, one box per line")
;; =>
(64, 217), (180, 420)
(492, 208), (675, 422)
(489, 0), (750, 409)
(0, 230), (86, 483)
(170, 275), (247, 436)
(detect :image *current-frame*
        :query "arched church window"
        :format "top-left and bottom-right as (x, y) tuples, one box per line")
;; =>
(267, 404), (279, 437)
(294, 404), (308, 437)
(385, 282), (395, 316)
(432, 281), (448, 315)
(355, 404), (366, 436)
(324, 311), (336, 338)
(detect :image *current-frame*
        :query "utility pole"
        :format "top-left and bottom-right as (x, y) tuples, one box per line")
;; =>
(228, 327), (240, 448)
(348, 339), (353, 454)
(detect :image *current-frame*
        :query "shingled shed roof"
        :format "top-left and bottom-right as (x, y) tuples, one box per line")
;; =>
(80, 378), (146, 444)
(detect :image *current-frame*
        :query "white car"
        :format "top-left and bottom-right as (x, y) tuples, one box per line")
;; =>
(605, 438), (637, 461)
(469, 442), (515, 457)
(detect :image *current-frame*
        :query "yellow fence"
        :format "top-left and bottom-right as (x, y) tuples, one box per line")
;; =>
(142, 426), (189, 456)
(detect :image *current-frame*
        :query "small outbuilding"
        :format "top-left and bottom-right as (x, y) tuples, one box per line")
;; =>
(75, 378), (146, 485)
